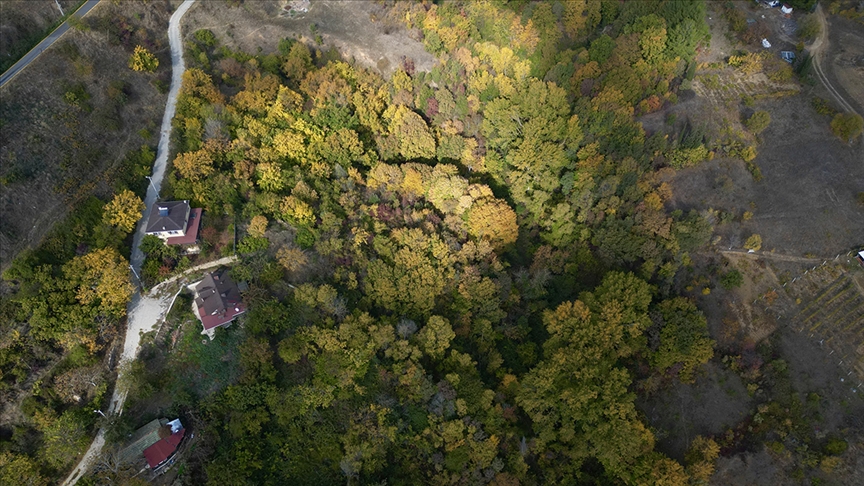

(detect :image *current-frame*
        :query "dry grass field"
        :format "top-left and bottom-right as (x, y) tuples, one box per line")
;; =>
(0, 0), (181, 269)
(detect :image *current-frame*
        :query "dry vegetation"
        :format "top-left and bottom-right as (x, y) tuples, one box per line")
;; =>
(0, 0), (82, 72)
(0, 0), (179, 269)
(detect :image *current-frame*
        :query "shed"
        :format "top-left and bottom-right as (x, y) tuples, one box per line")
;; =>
(143, 419), (185, 469)
(118, 419), (167, 464)
(781, 4), (793, 14)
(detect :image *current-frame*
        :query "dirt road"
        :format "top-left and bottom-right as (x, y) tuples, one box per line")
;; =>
(60, 2), (197, 484)
(809, 4), (860, 117)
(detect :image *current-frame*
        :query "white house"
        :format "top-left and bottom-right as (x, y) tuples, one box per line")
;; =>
(144, 200), (202, 246)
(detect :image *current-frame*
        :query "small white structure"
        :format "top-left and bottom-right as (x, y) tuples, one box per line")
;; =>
(762, 38), (772, 49)
(781, 4), (793, 14)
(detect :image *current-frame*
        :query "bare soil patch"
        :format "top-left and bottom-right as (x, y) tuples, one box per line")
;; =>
(182, 0), (436, 77)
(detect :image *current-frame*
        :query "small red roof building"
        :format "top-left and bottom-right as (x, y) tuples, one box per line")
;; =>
(193, 267), (246, 331)
(143, 428), (185, 469)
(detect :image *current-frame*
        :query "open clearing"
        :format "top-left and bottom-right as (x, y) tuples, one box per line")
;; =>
(183, 0), (436, 77)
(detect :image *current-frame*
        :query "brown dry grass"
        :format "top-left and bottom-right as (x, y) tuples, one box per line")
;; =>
(0, 0), (182, 269)
(0, 0), (81, 69)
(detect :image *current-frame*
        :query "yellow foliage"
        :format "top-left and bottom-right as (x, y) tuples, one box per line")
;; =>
(103, 189), (144, 233)
(276, 246), (308, 273)
(248, 215), (268, 237)
(128, 45), (158, 72)
(280, 195), (315, 226)
(63, 248), (134, 318)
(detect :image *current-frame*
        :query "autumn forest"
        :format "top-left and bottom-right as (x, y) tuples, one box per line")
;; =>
(2, 0), (799, 484)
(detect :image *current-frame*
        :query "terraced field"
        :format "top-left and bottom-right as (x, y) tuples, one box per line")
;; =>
(785, 263), (864, 384)
(691, 69), (799, 106)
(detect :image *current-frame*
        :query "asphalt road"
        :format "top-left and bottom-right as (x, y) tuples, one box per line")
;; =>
(0, 0), (101, 88)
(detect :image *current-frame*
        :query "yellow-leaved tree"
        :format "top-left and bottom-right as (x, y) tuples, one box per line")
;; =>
(128, 45), (158, 73)
(63, 247), (135, 319)
(103, 189), (145, 234)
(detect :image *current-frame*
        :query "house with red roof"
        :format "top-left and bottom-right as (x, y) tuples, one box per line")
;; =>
(143, 419), (185, 470)
(193, 267), (246, 335)
(145, 200), (202, 252)
(118, 417), (185, 471)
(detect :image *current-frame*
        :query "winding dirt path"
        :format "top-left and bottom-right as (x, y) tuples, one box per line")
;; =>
(60, 1), (197, 484)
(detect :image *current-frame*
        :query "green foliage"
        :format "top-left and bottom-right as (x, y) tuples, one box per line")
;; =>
(720, 269), (743, 289)
(650, 297), (714, 382)
(811, 97), (838, 117)
(194, 28), (218, 47)
(4, 2), (732, 483)
(797, 14), (821, 40)
(744, 110), (771, 135)
(824, 438), (848, 455)
(830, 112), (864, 143)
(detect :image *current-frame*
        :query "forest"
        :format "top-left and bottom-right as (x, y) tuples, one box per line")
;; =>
(0, 0), (777, 484)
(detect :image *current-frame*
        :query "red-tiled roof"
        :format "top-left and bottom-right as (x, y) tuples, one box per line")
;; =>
(143, 429), (185, 469)
(199, 301), (246, 330)
(166, 208), (202, 245)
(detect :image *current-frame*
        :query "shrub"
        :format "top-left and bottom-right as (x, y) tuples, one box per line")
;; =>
(830, 113), (864, 143)
(720, 269), (743, 289)
(811, 97), (838, 117)
(744, 110), (771, 135)
(744, 234), (762, 251)
(129, 45), (159, 72)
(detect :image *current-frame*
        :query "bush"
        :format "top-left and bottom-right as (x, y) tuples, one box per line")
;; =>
(825, 438), (848, 455)
(720, 269), (743, 289)
(129, 45), (159, 72)
(744, 234), (762, 251)
(194, 29), (217, 48)
(744, 110), (771, 135)
(830, 112), (864, 143)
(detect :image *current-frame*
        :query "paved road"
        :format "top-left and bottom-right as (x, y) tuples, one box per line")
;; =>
(60, 1), (198, 484)
(0, 0), (101, 88)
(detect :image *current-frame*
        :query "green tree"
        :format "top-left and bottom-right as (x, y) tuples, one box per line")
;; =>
(830, 112), (864, 143)
(517, 273), (659, 482)
(103, 189), (145, 233)
(744, 110), (771, 135)
(416, 315), (455, 359)
(650, 297), (714, 383)
(0, 452), (49, 486)
(719, 269), (743, 289)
